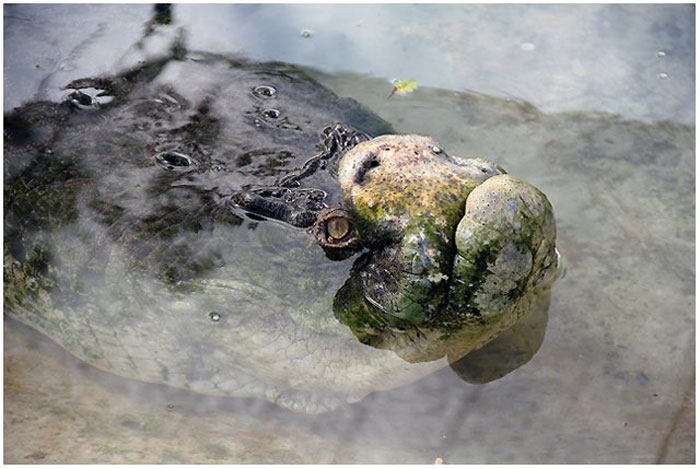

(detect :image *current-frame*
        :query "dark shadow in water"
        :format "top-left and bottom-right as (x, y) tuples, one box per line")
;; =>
(449, 291), (549, 384)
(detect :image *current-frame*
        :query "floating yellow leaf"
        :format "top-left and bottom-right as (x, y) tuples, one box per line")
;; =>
(388, 79), (418, 99)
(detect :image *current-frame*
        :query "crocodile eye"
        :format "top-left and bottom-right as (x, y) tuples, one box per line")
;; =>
(312, 206), (360, 260)
(327, 216), (350, 240)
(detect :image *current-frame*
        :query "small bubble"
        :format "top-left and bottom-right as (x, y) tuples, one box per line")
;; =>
(252, 85), (277, 98)
(166, 402), (175, 410)
(209, 311), (221, 322)
(431, 146), (442, 154)
(658, 72), (668, 80)
(300, 29), (312, 38)
(261, 108), (280, 119)
(154, 151), (195, 171)
(520, 42), (535, 51)
(69, 90), (94, 107)
(656, 50), (666, 57)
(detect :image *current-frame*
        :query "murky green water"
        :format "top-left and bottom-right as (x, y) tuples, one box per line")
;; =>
(4, 4), (694, 463)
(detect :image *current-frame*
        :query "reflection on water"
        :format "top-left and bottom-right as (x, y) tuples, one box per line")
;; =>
(450, 291), (549, 384)
(4, 3), (694, 464)
(5, 4), (693, 123)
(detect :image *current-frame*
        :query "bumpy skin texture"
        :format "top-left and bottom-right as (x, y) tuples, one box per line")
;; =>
(333, 135), (557, 363)
(449, 174), (557, 321)
(4, 53), (557, 413)
(338, 135), (503, 322)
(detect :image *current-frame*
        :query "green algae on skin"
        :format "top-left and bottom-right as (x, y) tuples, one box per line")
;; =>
(337, 135), (492, 324)
(334, 135), (557, 358)
(444, 175), (556, 333)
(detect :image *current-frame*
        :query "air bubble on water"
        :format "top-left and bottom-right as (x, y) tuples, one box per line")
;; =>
(656, 50), (666, 57)
(520, 42), (536, 52)
(658, 72), (668, 80)
(300, 29), (312, 38)
(166, 402), (175, 410)
(67, 87), (114, 110)
(69, 90), (94, 107)
(252, 85), (277, 98)
(154, 151), (195, 171)
(209, 311), (221, 322)
(261, 108), (281, 119)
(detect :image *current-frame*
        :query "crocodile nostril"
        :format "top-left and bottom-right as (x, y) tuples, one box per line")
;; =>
(355, 152), (381, 185)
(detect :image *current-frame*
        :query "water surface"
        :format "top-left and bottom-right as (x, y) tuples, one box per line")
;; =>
(4, 3), (694, 463)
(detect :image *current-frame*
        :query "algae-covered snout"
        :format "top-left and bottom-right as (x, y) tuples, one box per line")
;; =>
(329, 135), (557, 360)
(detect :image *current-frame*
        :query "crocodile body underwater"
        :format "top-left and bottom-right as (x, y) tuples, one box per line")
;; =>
(4, 48), (557, 413)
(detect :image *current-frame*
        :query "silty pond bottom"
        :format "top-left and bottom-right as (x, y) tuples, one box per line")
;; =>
(4, 3), (694, 463)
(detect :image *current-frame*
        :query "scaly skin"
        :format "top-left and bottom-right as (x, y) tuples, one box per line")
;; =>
(4, 54), (557, 413)
(333, 135), (557, 363)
